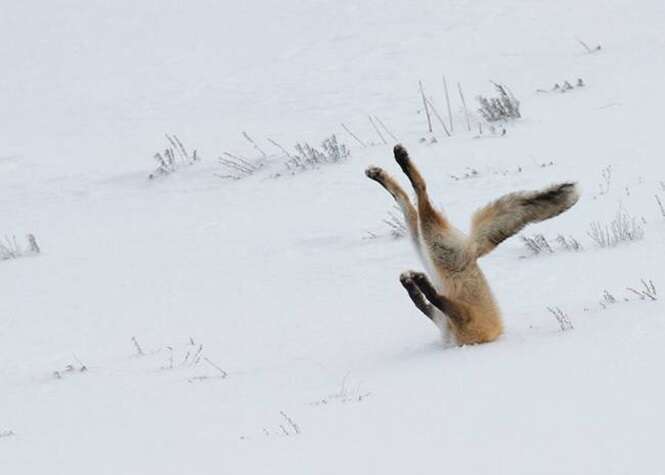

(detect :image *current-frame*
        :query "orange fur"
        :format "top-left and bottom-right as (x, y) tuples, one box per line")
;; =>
(366, 145), (579, 346)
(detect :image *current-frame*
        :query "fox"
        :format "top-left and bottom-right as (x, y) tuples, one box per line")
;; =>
(366, 145), (580, 345)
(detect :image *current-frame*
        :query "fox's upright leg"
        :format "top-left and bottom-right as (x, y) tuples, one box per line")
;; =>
(365, 166), (421, 255)
(392, 145), (468, 272)
(392, 144), (445, 232)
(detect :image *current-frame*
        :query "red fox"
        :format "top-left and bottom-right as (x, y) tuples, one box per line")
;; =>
(366, 145), (579, 345)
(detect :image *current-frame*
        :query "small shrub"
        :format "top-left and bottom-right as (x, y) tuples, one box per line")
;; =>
(521, 233), (582, 256)
(477, 83), (521, 122)
(598, 279), (657, 309)
(383, 209), (407, 239)
(599, 290), (618, 309)
(283, 135), (349, 174)
(547, 306), (573, 331)
(627, 279), (657, 301)
(53, 357), (88, 379)
(655, 194), (665, 218)
(216, 153), (266, 180)
(1, 234), (40, 261)
(588, 208), (644, 248)
(149, 134), (199, 179)
(555, 234), (582, 251)
(521, 234), (553, 255)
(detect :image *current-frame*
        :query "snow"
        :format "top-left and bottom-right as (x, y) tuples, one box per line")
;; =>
(2, 0), (665, 473)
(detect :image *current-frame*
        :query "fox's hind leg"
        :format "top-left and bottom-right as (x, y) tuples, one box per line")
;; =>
(401, 271), (469, 326)
(392, 145), (446, 236)
(392, 145), (469, 271)
(366, 166), (421, 253)
(399, 272), (435, 320)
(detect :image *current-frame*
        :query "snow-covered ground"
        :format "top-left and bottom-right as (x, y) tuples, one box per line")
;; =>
(2, 1), (665, 473)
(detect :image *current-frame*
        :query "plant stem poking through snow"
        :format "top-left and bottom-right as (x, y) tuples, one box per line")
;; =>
(283, 135), (350, 175)
(521, 234), (582, 256)
(383, 209), (407, 239)
(547, 307), (574, 331)
(279, 411), (301, 435)
(340, 123), (367, 148)
(425, 97), (452, 137)
(242, 131), (268, 159)
(149, 134), (199, 179)
(655, 194), (665, 218)
(368, 115), (387, 144)
(419, 80), (433, 134)
(626, 279), (657, 301)
(216, 152), (265, 180)
(457, 82), (472, 132)
(203, 357), (228, 378)
(442, 74), (453, 133)
(477, 82), (521, 122)
(131, 337), (145, 356)
(587, 208), (645, 248)
(576, 37), (602, 54)
(1, 234), (40, 261)
(373, 115), (398, 143)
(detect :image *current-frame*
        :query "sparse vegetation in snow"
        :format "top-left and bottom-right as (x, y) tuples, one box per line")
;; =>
(282, 134), (350, 175)
(627, 279), (657, 301)
(0, 234), (40, 261)
(382, 209), (407, 239)
(520, 233), (582, 256)
(149, 134), (200, 180)
(53, 357), (88, 380)
(477, 82), (521, 122)
(216, 152), (266, 180)
(587, 208), (645, 248)
(547, 306), (574, 331)
(599, 279), (657, 308)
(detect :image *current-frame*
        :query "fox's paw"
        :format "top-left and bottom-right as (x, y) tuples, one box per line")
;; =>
(365, 166), (385, 182)
(393, 144), (411, 172)
(399, 270), (418, 287)
(410, 271), (430, 288)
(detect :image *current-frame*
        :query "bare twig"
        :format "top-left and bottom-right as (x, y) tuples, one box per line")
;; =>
(655, 194), (665, 218)
(340, 123), (367, 148)
(547, 306), (574, 331)
(1, 234), (40, 261)
(268, 138), (295, 159)
(588, 208), (644, 248)
(242, 131), (268, 158)
(425, 97), (452, 137)
(576, 38), (602, 54)
(419, 80), (433, 134)
(373, 116), (398, 142)
(368, 115), (387, 144)
(457, 82), (471, 132)
(442, 75), (453, 133)
(203, 357), (228, 378)
(382, 208), (407, 238)
(626, 279), (657, 301)
(279, 411), (300, 435)
(131, 337), (144, 356)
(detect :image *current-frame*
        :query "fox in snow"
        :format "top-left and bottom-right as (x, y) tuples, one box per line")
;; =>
(366, 145), (579, 345)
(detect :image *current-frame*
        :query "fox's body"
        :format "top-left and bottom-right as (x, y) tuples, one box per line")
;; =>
(366, 145), (579, 346)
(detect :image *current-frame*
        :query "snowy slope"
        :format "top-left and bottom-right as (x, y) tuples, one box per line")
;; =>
(2, 1), (665, 473)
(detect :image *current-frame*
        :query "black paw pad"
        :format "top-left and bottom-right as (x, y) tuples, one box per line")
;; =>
(393, 144), (410, 169)
(411, 272), (429, 286)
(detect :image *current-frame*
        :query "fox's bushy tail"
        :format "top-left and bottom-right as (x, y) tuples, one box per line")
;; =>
(470, 183), (580, 257)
